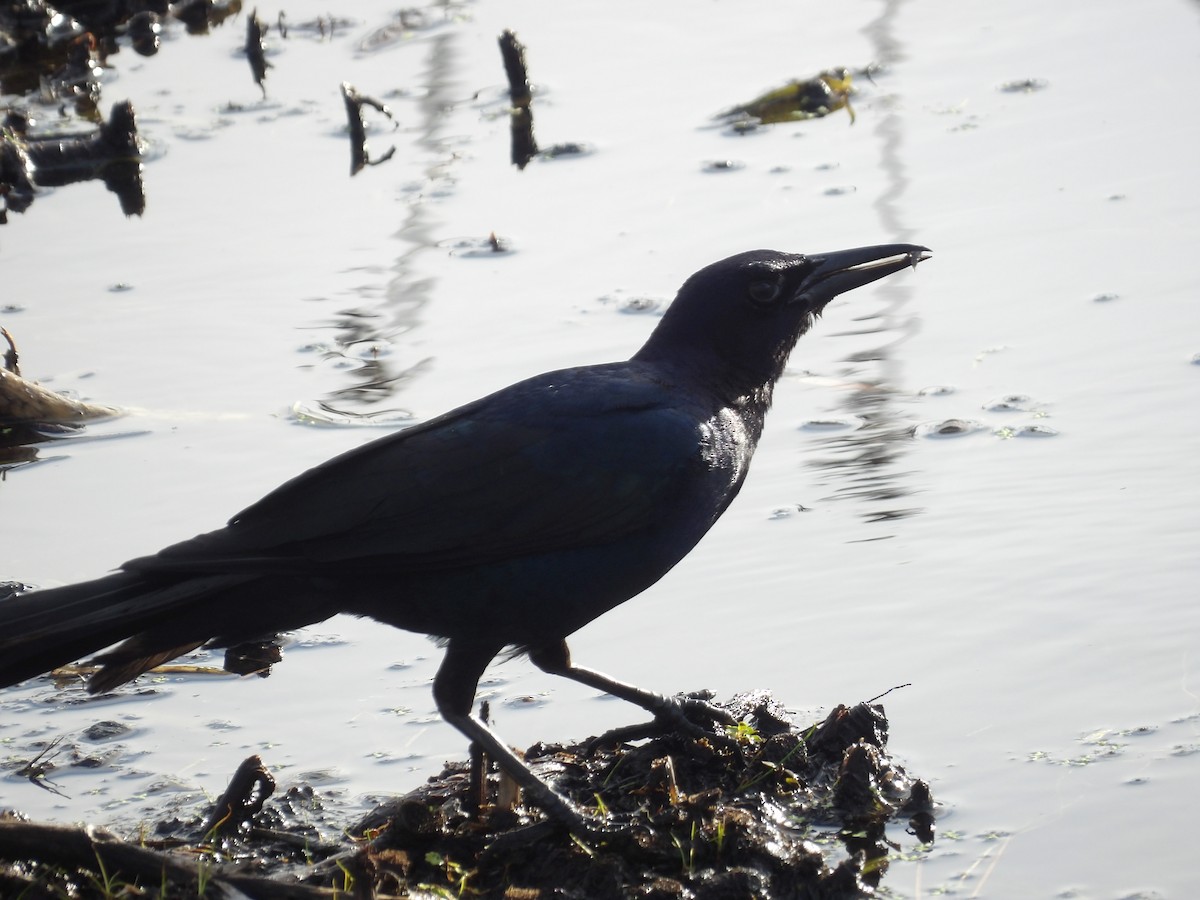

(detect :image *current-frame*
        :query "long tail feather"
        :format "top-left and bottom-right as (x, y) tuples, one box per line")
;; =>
(0, 571), (250, 690)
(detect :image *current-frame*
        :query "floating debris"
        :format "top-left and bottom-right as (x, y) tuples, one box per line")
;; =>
(340, 81), (397, 176)
(999, 77), (1049, 93)
(982, 393), (1036, 412)
(913, 418), (986, 438)
(717, 69), (857, 130)
(80, 720), (134, 742)
(537, 141), (591, 160)
(172, 0), (243, 36)
(0, 0), (241, 123)
(798, 415), (866, 432)
(0, 326), (121, 469)
(1, 100), (144, 221)
(126, 11), (163, 56)
(995, 423), (1059, 439)
(0, 327), (119, 426)
(437, 233), (518, 258)
(702, 158), (745, 173)
(596, 291), (667, 315)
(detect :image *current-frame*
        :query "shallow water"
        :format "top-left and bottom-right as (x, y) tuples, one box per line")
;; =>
(3, 0), (1199, 895)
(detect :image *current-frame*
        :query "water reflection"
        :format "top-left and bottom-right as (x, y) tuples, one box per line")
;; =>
(806, 378), (921, 523)
(806, 0), (923, 524)
(305, 32), (457, 417)
(0, 422), (70, 472)
(316, 299), (431, 409)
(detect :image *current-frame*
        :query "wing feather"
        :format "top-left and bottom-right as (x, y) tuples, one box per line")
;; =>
(129, 367), (703, 576)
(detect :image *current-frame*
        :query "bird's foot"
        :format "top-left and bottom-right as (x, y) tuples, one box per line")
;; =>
(667, 690), (739, 728)
(649, 690), (740, 748)
(586, 690), (741, 753)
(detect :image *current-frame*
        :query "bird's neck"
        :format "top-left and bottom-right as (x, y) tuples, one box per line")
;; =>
(632, 347), (778, 446)
(728, 381), (774, 444)
(636, 335), (786, 410)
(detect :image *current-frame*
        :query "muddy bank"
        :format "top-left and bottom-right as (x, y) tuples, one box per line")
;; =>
(1, 693), (933, 898)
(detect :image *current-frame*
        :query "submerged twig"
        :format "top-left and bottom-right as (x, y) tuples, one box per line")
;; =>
(15, 736), (69, 797)
(2, 327), (19, 375)
(498, 30), (537, 168)
(340, 82), (397, 176)
(245, 7), (271, 98)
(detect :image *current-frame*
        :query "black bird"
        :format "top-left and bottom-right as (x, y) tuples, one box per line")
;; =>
(0, 244), (930, 833)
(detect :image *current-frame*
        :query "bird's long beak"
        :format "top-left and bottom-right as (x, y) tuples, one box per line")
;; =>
(793, 243), (932, 307)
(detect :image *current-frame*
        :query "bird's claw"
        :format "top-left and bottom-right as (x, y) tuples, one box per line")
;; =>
(669, 692), (738, 727)
(585, 692), (740, 753)
(650, 692), (739, 748)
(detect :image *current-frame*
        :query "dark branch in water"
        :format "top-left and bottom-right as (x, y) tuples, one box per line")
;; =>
(499, 30), (538, 169)
(245, 7), (270, 98)
(341, 82), (397, 176)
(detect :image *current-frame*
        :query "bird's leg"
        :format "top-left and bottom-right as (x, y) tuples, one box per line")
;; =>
(528, 640), (737, 742)
(433, 640), (602, 838)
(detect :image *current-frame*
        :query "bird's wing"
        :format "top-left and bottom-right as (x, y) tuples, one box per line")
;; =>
(130, 369), (707, 575)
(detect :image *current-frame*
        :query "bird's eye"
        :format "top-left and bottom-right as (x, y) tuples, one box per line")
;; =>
(747, 280), (783, 306)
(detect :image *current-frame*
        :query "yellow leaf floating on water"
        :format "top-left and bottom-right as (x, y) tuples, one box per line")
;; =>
(718, 69), (857, 125)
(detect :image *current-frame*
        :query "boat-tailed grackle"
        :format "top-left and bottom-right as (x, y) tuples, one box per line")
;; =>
(0, 244), (931, 835)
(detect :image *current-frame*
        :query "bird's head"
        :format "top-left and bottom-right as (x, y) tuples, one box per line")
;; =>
(635, 244), (931, 402)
